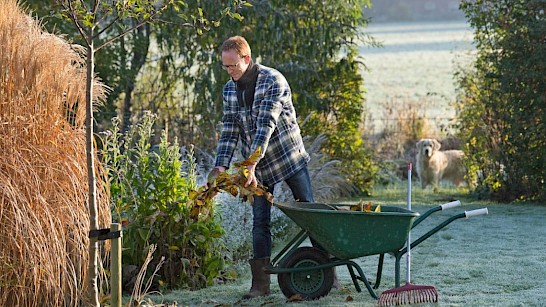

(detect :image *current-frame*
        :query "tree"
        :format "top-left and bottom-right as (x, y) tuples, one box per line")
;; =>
(54, 2), (173, 304)
(47, 0), (248, 304)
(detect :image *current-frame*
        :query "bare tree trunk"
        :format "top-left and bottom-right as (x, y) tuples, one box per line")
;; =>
(85, 26), (100, 307)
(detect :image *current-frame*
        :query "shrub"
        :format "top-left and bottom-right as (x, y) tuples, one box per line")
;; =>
(301, 52), (378, 195)
(100, 112), (225, 290)
(457, 0), (546, 201)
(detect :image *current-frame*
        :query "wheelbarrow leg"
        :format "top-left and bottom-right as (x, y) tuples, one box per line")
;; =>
(270, 229), (308, 267)
(346, 260), (379, 299)
(347, 264), (362, 293)
(373, 253), (385, 289)
(394, 251), (403, 287)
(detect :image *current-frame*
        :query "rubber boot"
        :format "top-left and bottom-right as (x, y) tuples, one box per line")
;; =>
(242, 258), (271, 299)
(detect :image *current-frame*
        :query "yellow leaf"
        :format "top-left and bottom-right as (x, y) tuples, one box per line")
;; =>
(229, 186), (239, 197)
(217, 172), (230, 181)
(374, 204), (381, 212)
(265, 192), (274, 204)
(241, 147), (261, 166)
(168, 245), (179, 251)
(189, 190), (198, 199)
(242, 167), (249, 178)
(190, 207), (200, 218)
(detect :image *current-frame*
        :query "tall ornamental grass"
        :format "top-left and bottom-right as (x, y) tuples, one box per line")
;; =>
(0, 0), (110, 305)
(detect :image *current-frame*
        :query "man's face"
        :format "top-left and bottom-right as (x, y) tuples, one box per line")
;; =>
(221, 49), (249, 81)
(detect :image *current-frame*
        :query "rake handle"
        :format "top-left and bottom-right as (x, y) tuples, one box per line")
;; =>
(407, 163), (412, 284)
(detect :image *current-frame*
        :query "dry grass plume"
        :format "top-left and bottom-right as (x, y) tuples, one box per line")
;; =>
(0, 0), (110, 305)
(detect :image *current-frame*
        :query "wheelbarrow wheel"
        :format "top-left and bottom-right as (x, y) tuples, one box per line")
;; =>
(277, 246), (334, 300)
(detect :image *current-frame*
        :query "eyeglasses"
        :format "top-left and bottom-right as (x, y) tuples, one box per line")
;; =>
(221, 61), (242, 70)
(221, 55), (247, 70)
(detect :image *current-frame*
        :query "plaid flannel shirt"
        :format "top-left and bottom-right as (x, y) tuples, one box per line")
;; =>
(214, 64), (310, 186)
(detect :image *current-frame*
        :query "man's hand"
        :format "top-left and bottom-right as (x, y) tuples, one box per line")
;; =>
(244, 163), (258, 188)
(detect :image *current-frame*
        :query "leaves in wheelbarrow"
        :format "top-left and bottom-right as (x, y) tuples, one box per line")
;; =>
(187, 147), (273, 219)
(350, 200), (381, 212)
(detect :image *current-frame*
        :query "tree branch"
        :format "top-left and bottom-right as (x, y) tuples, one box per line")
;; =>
(60, 0), (91, 47)
(93, 15), (121, 40)
(91, 0), (99, 15)
(95, 7), (167, 52)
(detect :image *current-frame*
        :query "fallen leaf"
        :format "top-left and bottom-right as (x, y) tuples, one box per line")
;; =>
(287, 294), (304, 302)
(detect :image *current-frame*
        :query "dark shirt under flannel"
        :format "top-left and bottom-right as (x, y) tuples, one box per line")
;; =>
(214, 64), (310, 186)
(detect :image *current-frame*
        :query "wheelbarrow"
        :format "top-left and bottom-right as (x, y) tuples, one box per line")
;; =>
(264, 200), (488, 300)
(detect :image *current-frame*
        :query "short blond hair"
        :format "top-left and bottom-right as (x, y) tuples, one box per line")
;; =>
(221, 36), (251, 57)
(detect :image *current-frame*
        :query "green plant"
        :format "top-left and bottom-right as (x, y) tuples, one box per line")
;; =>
(457, 0), (545, 202)
(100, 112), (225, 290)
(301, 51), (378, 195)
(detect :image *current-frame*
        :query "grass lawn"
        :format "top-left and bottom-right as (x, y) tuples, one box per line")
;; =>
(142, 184), (546, 307)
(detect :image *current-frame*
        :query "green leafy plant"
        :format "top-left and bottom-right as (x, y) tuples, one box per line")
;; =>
(301, 51), (379, 195)
(100, 112), (225, 290)
(457, 0), (545, 201)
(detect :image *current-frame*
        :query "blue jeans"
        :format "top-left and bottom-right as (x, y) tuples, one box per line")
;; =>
(252, 166), (314, 259)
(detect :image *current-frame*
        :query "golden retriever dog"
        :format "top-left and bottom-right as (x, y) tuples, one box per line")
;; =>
(415, 138), (466, 189)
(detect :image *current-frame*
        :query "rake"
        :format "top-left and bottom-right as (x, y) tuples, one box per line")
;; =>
(378, 163), (438, 306)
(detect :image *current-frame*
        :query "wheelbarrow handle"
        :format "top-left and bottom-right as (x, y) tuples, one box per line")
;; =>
(465, 208), (489, 218)
(412, 200), (462, 228)
(441, 200), (461, 210)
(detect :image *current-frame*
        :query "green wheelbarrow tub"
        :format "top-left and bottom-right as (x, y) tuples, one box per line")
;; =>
(275, 202), (420, 260)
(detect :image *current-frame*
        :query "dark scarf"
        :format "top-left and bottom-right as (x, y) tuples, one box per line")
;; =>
(234, 59), (259, 108)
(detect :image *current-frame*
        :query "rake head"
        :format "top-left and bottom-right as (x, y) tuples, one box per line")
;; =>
(377, 282), (438, 306)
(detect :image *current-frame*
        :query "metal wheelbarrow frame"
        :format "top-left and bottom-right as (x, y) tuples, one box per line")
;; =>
(264, 200), (488, 300)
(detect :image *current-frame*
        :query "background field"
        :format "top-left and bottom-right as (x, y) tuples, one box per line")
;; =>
(360, 20), (475, 136)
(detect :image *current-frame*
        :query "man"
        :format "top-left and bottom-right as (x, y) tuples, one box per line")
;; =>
(211, 36), (315, 299)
